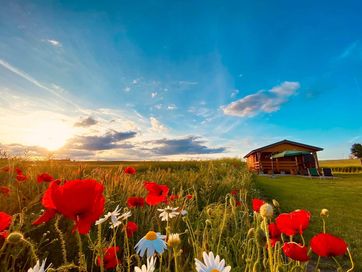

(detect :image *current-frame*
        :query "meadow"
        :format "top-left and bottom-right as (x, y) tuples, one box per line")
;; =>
(0, 159), (356, 271)
(256, 174), (362, 270)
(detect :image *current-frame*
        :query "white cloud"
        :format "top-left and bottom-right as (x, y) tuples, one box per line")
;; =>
(167, 104), (177, 110)
(150, 117), (168, 132)
(151, 92), (158, 98)
(47, 39), (62, 47)
(231, 89), (239, 98)
(223, 81), (300, 117)
(124, 86), (131, 92)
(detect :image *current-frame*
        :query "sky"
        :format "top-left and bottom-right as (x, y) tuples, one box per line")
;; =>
(0, 0), (362, 160)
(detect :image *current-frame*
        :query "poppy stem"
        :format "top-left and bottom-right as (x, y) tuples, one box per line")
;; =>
(313, 256), (320, 272)
(322, 218), (326, 233)
(54, 215), (68, 264)
(76, 231), (86, 271)
(263, 217), (274, 272)
(97, 224), (104, 272)
(332, 256), (342, 269)
(347, 247), (355, 272)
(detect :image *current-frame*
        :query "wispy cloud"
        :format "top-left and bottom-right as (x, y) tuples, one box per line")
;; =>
(0, 59), (80, 110)
(150, 117), (168, 132)
(337, 41), (359, 60)
(223, 81), (300, 117)
(46, 39), (62, 47)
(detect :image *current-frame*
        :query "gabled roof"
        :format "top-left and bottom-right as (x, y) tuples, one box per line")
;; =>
(243, 139), (323, 158)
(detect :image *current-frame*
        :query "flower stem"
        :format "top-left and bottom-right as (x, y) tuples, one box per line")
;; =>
(347, 247), (355, 272)
(54, 215), (68, 264)
(263, 217), (274, 272)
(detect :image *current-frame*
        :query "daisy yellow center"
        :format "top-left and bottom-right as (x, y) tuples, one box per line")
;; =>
(145, 231), (157, 240)
(210, 269), (220, 272)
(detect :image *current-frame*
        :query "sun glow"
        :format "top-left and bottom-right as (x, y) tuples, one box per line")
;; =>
(20, 118), (74, 151)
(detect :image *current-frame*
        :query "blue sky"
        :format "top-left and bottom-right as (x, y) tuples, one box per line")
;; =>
(0, 0), (362, 160)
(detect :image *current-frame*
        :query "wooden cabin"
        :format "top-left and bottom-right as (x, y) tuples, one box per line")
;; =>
(244, 140), (323, 175)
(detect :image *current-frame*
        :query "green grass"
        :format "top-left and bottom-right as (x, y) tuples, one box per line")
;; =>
(319, 159), (361, 167)
(255, 174), (362, 270)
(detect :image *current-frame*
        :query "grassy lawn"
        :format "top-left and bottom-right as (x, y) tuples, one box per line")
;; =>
(255, 174), (362, 270)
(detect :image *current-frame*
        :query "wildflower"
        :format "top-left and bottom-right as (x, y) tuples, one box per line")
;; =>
(310, 233), (347, 257)
(37, 173), (54, 183)
(0, 212), (12, 238)
(135, 231), (167, 257)
(157, 206), (180, 221)
(16, 172), (27, 182)
(186, 194), (193, 200)
(194, 251), (231, 272)
(268, 223), (281, 247)
(134, 256), (157, 272)
(144, 182), (169, 206)
(0, 186), (10, 196)
(259, 203), (273, 218)
(127, 197), (145, 208)
(320, 208), (329, 217)
(230, 189), (238, 196)
(124, 166), (136, 175)
(33, 179), (105, 234)
(15, 168), (23, 175)
(252, 198), (265, 213)
(95, 205), (124, 228)
(169, 194), (179, 201)
(27, 258), (52, 272)
(275, 209), (311, 236)
(282, 242), (309, 262)
(180, 209), (188, 216)
(126, 221), (138, 238)
(97, 246), (121, 269)
(167, 233), (181, 248)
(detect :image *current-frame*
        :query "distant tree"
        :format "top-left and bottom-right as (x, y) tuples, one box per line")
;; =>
(351, 143), (362, 165)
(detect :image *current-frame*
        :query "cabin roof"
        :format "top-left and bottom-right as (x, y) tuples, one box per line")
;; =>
(243, 139), (323, 158)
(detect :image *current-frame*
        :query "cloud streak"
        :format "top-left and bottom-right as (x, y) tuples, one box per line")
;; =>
(223, 81), (300, 117)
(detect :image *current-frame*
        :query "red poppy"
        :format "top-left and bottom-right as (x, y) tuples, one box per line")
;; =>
(282, 242), (309, 262)
(15, 168), (22, 175)
(0, 212), (12, 238)
(144, 181), (169, 206)
(126, 221), (138, 238)
(0, 231), (9, 239)
(269, 222), (281, 247)
(310, 233), (347, 257)
(16, 173), (27, 182)
(186, 194), (193, 200)
(252, 198), (265, 213)
(97, 246), (121, 269)
(169, 194), (179, 201)
(0, 186), (10, 196)
(124, 166), (136, 175)
(33, 179), (105, 234)
(230, 189), (238, 196)
(0, 212), (12, 231)
(127, 197), (145, 208)
(37, 173), (54, 183)
(276, 209), (311, 236)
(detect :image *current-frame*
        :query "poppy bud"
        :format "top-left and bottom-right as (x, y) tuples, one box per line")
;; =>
(260, 203), (273, 218)
(6, 231), (24, 244)
(320, 209), (329, 217)
(272, 199), (280, 208)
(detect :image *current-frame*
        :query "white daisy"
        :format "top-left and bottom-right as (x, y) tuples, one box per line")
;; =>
(95, 206), (132, 228)
(95, 205), (122, 225)
(157, 206), (180, 221)
(135, 231), (167, 257)
(27, 259), (52, 272)
(195, 252), (231, 272)
(134, 256), (157, 272)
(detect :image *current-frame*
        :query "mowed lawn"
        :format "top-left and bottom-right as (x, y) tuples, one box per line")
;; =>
(319, 159), (361, 167)
(256, 174), (362, 270)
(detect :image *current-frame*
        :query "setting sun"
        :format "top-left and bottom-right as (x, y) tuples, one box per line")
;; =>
(21, 119), (74, 151)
